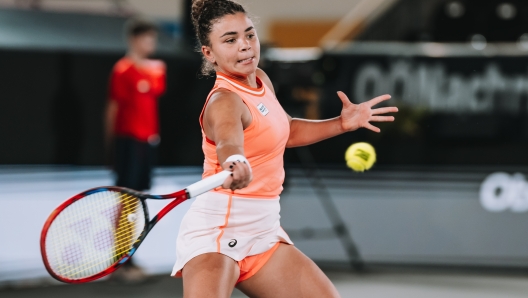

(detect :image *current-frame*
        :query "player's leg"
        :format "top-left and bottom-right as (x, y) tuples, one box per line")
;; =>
(236, 243), (340, 298)
(182, 253), (240, 298)
(145, 140), (158, 190)
(137, 140), (155, 191)
(113, 136), (129, 187)
(113, 137), (146, 281)
(127, 138), (146, 190)
(114, 137), (141, 189)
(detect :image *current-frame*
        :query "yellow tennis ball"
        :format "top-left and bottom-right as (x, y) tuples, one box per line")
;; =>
(345, 142), (376, 172)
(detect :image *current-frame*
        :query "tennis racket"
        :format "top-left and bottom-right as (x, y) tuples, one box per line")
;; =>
(40, 170), (231, 283)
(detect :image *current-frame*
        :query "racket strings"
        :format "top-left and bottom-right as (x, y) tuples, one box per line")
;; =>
(113, 194), (139, 260)
(50, 192), (140, 278)
(45, 190), (145, 279)
(58, 194), (139, 278)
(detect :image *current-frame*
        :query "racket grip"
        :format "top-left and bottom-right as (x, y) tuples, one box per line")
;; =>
(186, 171), (231, 198)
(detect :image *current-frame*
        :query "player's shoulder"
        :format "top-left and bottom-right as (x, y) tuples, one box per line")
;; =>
(146, 59), (166, 71)
(209, 88), (242, 105)
(112, 57), (133, 74)
(207, 88), (247, 116)
(255, 68), (275, 94)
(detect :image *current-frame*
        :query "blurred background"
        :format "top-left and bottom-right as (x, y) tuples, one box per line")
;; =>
(1, 0), (527, 297)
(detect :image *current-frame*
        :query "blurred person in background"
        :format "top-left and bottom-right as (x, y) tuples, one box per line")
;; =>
(104, 17), (166, 283)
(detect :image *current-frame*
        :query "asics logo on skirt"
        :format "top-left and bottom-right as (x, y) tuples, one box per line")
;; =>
(228, 239), (237, 247)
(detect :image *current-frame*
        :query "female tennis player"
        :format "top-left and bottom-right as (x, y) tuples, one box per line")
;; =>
(172, 1), (398, 297)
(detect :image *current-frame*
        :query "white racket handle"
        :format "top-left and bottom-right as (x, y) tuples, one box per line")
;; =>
(186, 171), (231, 198)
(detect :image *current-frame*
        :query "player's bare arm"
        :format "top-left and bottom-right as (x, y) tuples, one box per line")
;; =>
(256, 68), (398, 148)
(203, 90), (252, 190)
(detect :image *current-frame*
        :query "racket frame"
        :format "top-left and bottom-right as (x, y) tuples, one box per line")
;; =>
(40, 170), (230, 283)
(40, 186), (189, 283)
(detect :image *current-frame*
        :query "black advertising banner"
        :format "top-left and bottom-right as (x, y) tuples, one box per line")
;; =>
(319, 53), (528, 167)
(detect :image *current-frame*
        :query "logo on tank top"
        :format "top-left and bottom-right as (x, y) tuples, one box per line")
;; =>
(137, 80), (150, 93)
(257, 103), (269, 116)
(228, 239), (237, 247)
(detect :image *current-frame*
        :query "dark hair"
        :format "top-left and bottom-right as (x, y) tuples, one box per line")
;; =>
(191, 0), (246, 75)
(125, 17), (158, 38)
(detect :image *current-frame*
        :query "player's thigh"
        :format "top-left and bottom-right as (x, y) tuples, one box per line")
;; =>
(182, 252), (240, 298)
(236, 244), (340, 298)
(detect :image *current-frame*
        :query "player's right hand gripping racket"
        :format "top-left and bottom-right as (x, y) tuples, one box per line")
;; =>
(40, 171), (231, 284)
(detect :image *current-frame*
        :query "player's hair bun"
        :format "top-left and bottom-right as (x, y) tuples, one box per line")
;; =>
(190, 0), (209, 28)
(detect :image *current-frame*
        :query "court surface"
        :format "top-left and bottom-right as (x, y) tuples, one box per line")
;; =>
(1, 270), (527, 298)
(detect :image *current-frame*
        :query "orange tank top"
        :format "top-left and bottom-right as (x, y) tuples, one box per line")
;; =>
(200, 72), (290, 199)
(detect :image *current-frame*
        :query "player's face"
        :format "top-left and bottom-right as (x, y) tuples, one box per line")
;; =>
(131, 31), (157, 57)
(203, 12), (260, 77)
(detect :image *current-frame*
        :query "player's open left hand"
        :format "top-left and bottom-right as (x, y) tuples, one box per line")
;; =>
(337, 91), (398, 133)
(222, 160), (252, 191)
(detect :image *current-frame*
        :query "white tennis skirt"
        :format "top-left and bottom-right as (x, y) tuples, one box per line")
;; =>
(171, 191), (293, 276)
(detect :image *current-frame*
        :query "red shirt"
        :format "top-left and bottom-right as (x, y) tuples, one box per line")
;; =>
(109, 57), (166, 142)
